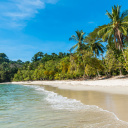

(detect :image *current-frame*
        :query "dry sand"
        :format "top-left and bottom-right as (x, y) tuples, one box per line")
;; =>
(3, 76), (128, 95)
(2, 77), (128, 122)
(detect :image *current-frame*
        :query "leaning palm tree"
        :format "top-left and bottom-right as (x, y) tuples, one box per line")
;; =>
(69, 30), (87, 52)
(98, 5), (128, 54)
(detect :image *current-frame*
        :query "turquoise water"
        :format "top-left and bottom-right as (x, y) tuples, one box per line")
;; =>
(0, 84), (128, 128)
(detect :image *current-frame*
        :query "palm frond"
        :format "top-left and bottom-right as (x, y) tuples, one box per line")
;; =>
(121, 10), (128, 19)
(69, 30), (86, 53)
(69, 35), (78, 42)
(75, 30), (85, 41)
(121, 22), (128, 25)
(102, 28), (113, 41)
(122, 16), (128, 22)
(98, 25), (110, 37)
(107, 31), (114, 44)
(116, 5), (121, 17)
(97, 44), (105, 53)
(106, 11), (113, 20)
(119, 26), (127, 36)
(69, 43), (78, 52)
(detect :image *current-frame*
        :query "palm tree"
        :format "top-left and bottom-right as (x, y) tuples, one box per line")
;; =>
(84, 34), (105, 57)
(84, 34), (105, 77)
(69, 30), (87, 52)
(98, 5), (128, 54)
(69, 30), (88, 79)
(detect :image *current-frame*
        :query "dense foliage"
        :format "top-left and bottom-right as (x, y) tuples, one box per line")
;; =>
(1, 5), (128, 82)
(13, 51), (98, 81)
(0, 53), (23, 82)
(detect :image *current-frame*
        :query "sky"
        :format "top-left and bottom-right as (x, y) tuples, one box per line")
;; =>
(0, 0), (128, 61)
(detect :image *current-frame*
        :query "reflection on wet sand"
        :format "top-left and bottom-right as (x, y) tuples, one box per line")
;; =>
(43, 85), (128, 122)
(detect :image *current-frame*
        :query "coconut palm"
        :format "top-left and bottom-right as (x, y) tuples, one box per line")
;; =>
(84, 34), (105, 77)
(69, 30), (87, 52)
(98, 5), (128, 52)
(84, 34), (105, 57)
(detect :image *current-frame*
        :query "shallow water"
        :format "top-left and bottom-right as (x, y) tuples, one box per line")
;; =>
(0, 84), (128, 128)
(43, 85), (128, 122)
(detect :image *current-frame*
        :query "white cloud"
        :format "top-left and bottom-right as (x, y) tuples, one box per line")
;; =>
(0, 0), (59, 28)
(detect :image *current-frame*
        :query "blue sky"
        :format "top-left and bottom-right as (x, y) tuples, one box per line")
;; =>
(0, 0), (128, 61)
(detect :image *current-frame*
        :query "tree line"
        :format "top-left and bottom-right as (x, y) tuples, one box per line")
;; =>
(1, 5), (128, 82)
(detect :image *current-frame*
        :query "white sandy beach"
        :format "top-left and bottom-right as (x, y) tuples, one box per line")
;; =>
(3, 76), (128, 95)
(2, 77), (128, 122)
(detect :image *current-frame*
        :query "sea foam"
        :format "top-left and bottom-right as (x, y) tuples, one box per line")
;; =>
(23, 84), (128, 127)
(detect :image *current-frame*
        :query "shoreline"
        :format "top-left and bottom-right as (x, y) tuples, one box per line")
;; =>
(2, 77), (128, 95)
(1, 83), (128, 126)
(2, 78), (128, 122)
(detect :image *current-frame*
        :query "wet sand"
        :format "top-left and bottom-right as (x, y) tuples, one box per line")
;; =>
(42, 85), (128, 122)
(1, 84), (128, 128)
(2, 79), (128, 122)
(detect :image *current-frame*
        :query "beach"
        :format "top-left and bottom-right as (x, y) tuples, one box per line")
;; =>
(6, 76), (128, 95)
(10, 78), (128, 120)
(2, 77), (128, 126)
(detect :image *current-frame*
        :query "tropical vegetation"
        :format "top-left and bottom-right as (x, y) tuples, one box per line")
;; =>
(1, 5), (128, 82)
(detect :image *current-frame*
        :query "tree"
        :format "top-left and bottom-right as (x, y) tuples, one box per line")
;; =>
(84, 34), (105, 57)
(41, 53), (52, 63)
(69, 30), (87, 52)
(51, 53), (58, 60)
(58, 52), (64, 58)
(17, 59), (23, 64)
(97, 5), (128, 61)
(31, 52), (44, 62)
(0, 53), (9, 64)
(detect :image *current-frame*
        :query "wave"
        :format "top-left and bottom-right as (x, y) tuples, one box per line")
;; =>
(23, 84), (128, 127)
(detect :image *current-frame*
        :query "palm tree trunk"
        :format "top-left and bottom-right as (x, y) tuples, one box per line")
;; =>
(119, 68), (122, 76)
(94, 53), (100, 77)
(83, 67), (85, 79)
(81, 51), (86, 79)
(114, 33), (118, 49)
(121, 48), (127, 63)
(117, 29), (123, 50)
(116, 29), (128, 71)
(97, 69), (100, 77)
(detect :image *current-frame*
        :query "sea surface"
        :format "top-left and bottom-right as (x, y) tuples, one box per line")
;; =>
(0, 84), (128, 128)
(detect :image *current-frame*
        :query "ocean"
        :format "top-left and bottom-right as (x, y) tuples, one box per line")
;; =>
(0, 84), (128, 128)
